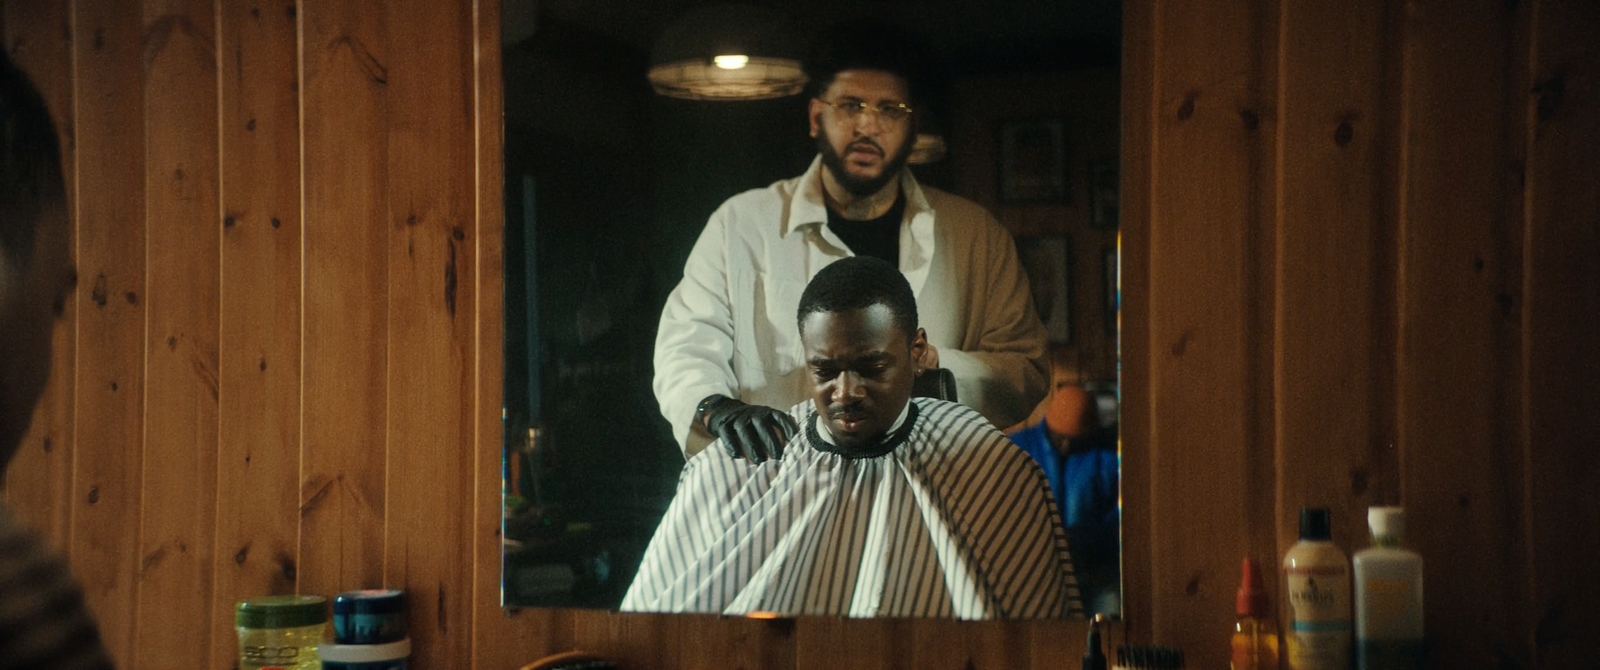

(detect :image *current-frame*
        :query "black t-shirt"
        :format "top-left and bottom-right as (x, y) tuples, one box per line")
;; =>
(826, 193), (906, 265)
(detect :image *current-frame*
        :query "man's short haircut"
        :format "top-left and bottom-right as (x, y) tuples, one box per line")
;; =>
(803, 19), (928, 105)
(0, 51), (66, 269)
(797, 256), (918, 340)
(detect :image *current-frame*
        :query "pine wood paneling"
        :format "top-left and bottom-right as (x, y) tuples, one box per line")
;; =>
(382, 0), (478, 663)
(1395, 0), (1525, 666)
(299, 0), (389, 598)
(1117, 0), (1156, 644)
(1523, 1), (1600, 666)
(1273, 0), (1389, 547)
(68, 1), (147, 661)
(1144, 0), (1269, 649)
(680, 614), (794, 669)
(913, 619), (1029, 669)
(794, 617), (908, 669)
(136, 1), (222, 666)
(1, 1), (1595, 668)
(570, 611), (681, 670)
(213, 0), (304, 665)
(467, 0), (520, 667)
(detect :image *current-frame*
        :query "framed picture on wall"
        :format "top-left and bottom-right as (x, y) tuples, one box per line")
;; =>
(1089, 159), (1119, 229)
(1015, 235), (1073, 345)
(998, 119), (1069, 203)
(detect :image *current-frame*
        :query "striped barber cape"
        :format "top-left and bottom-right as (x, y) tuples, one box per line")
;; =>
(621, 397), (1083, 619)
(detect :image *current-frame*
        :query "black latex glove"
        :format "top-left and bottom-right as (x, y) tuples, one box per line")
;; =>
(701, 396), (798, 464)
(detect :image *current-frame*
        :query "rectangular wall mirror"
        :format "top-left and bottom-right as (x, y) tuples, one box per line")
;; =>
(500, 0), (1122, 618)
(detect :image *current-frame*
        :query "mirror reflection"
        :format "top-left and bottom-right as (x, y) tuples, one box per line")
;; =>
(501, 0), (1122, 619)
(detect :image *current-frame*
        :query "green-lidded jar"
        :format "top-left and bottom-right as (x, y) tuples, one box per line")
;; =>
(237, 595), (329, 670)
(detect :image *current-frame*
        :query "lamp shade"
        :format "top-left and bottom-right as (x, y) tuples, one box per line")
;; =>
(908, 133), (947, 164)
(647, 5), (808, 101)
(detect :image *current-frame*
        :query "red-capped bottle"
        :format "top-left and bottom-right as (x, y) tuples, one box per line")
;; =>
(1232, 557), (1281, 670)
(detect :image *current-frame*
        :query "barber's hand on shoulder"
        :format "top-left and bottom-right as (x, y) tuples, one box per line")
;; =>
(697, 395), (797, 464)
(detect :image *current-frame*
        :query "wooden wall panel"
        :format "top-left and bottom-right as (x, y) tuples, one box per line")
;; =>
(1523, 0), (1600, 666)
(680, 615), (793, 669)
(4, 0), (76, 552)
(1395, 0), (1525, 666)
(1117, 0), (1155, 643)
(213, 0), (304, 665)
(299, 0), (389, 598)
(68, 1), (147, 661)
(1126, 0), (1600, 667)
(1273, 0), (1390, 546)
(382, 0), (478, 664)
(135, 1), (221, 666)
(1, 1), (1595, 668)
(1144, 0), (1270, 649)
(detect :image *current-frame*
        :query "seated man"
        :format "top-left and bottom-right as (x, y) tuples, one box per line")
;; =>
(1007, 380), (1120, 616)
(623, 257), (1081, 619)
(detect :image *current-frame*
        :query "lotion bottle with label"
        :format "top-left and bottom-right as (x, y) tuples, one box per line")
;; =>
(1353, 506), (1424, 669)
(1283, 507), (1352, 670)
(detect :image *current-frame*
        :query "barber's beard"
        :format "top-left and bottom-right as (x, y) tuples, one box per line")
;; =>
(817, 127), (915, 197)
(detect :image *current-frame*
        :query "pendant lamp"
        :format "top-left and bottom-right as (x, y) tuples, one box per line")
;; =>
(908, 134), (947, 165)
(647, 5), (808, 101)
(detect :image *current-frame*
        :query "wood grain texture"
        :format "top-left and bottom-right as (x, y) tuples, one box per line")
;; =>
(680, 614), (794, 670)
(1145, 0), (1268, 654)
(67, 1), (148, 661)
(1395, 0), (1526, 666)
(135, 0), (222, 666)
(382, 0), (477, 664)
(1273, 0), (1389, 550)
(213, 0), (304, 665)
(299, 0), (389, 599)
(0, 1), (1594, 668)
(1522, 1), (1600, 666)
(1117, 0), (1155, 644)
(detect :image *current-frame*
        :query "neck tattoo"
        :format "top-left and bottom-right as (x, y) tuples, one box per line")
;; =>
(822, 170), (900, 221)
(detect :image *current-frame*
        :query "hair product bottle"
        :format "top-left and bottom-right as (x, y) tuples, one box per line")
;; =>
(1283, 507), (1352, 670)
(1353, 506), (1424, 669)
(1231, 557), (1280, 670)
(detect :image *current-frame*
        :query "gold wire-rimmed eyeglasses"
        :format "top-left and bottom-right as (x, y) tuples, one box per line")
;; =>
(816, 98), (915, 123)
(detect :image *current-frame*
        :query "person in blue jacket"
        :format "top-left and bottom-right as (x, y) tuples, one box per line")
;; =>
(1008, 380), (1120, 616)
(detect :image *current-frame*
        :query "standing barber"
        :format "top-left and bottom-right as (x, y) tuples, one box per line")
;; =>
(654, 23), (1047, 460)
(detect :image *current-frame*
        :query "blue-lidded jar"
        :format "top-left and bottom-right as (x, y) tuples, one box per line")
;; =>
(319, 639), (410, 670)
(332, 590), (406, 644)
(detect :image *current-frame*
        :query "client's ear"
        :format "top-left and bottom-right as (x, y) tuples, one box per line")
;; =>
(909, 327), (930, 368)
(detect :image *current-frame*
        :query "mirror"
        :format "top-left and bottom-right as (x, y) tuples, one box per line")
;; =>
(500, 0), (1122, 618)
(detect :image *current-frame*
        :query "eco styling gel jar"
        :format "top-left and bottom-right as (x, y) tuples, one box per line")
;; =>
(236, 594), (329, 670)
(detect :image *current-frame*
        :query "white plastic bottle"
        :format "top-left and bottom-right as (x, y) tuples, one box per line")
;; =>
(1353, 506), (1424, 669)
(1283, 507), (1352, 670)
